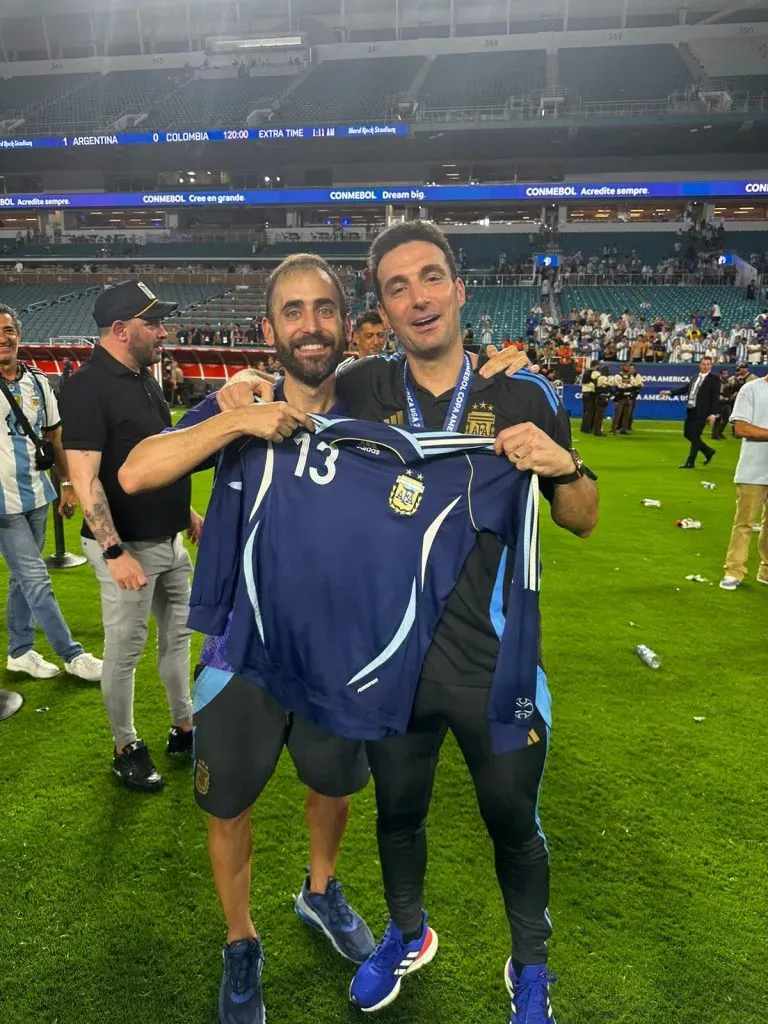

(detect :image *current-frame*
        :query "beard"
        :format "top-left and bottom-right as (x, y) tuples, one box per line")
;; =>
(274, 328), (346, 386)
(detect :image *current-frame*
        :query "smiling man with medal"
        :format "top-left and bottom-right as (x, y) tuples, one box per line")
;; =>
(335, 220), (599, 1024)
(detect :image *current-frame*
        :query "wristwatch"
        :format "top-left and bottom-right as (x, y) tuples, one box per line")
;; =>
(553, 448), (596, 486)
(103, 543), (125, 560)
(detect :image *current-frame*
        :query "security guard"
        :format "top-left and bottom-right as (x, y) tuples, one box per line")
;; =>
(627, 364), (644, 431)
(711, 369), (732, 441)
(579, 363), (598, 434)
(592, 364), (613, 436)
(610, 366), (634, 435)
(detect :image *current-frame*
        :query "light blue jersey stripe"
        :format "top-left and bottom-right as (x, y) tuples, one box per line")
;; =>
(516, 369), (559, 413)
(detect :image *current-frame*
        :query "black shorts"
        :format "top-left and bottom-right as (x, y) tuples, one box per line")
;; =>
(192, 668), (370, 819)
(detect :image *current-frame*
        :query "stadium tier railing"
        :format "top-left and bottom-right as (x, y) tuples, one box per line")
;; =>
(416, 88), (768, 124)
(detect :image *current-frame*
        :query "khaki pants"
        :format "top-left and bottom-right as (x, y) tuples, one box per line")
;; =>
(724, 484), (768, 582)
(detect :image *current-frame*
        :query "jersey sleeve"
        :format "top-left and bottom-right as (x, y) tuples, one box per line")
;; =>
(59, 373), (108, 452)
(187, 441), (245, 635)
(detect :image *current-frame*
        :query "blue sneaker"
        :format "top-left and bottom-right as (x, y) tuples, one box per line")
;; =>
(294, 875), (375, 964)
(505, 960), (557, 1023)
(219, 937), (265, 1024)
(349, 912), (438, 1013)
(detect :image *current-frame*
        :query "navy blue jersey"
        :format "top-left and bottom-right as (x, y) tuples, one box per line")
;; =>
(189, 417), (542, 751)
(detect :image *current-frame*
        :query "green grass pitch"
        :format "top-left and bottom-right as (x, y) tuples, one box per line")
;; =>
(1, 419), (766, 1024)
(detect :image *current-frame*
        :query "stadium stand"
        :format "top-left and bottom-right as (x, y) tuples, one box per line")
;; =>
(23, 69), (184, 133)
(274, 57), (423, 123)
(8, 283), (224, 341)
(558, 44), (692, 102)
(561, 285), (761, 329)
(559, 233), (681, 265)
(144, 75), (293, 130)
(0, 73), (97, 122)
(461, 285), (539, 337)
(419, 50), (546, 109)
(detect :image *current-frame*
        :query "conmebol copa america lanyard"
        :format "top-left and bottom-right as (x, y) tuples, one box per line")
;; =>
(402, 351), (472, 433)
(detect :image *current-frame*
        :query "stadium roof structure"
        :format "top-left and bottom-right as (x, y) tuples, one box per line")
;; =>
(0, 0), (766, 62)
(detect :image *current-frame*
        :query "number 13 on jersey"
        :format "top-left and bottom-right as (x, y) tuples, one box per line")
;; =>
(293, 431), (339, 485)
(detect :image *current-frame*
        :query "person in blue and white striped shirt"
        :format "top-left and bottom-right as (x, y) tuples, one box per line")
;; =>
(0, 303), (102, 682)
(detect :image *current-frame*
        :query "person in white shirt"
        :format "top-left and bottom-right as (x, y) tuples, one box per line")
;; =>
(719, 376), (768, 589)
(711, 303), (721, 325)
(481, 322), (494, 348)
(0, 304), (102, 682)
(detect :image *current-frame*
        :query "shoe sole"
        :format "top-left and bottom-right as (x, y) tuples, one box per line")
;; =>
(718, 582), (740, 590)
(6, 665), (58, 679)
(294, 891), (372, 964)
(757, 578), (768, 586)
(218, 986), (266, 1024)
(351, 928), (438, 1014)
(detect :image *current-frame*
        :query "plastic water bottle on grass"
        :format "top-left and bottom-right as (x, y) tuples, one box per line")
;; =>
(636, 644), (661, 669)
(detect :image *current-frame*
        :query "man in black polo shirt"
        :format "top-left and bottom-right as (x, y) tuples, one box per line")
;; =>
(339, 222), (598, 1024)
(61, 280), (202, 793)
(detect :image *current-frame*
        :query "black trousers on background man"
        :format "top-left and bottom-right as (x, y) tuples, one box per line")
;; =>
(683, 410), (715, 466)
(365, 675), (551, 964)
(580, 393), (595, 433)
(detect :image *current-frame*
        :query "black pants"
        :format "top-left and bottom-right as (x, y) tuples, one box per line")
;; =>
(365, 676), (551, 964)
(683, 411), (714, 465)
(580, 393), (595, 433)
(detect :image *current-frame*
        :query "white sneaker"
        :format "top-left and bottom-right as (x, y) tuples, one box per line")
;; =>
(65, 652), (103, 682)
(6, 650), (59, 678)
(719, 577), (741, 591)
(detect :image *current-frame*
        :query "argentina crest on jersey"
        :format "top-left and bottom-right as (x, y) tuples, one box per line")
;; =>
(389, 469), (424, 516)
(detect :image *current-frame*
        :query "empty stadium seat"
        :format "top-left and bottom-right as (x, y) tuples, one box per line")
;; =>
(558, 44), (692, 103)
(144, 75), (293, 130)
(24, 69), (182, 133)
(461, 286), (539, 338)
(0, 73), (96, 121)
(420, 51), (546, 109)
(275, 57), (423, 124)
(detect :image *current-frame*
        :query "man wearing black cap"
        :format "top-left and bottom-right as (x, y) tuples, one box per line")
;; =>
(60, 280), (201, 792)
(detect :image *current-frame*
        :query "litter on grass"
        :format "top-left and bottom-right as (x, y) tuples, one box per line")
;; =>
(693, 717), (706, 723)
(35, 706), (49, 713)
(685, 574), (709, 583)
(702, 481), (716, 490)
(641, 498), (661, 507)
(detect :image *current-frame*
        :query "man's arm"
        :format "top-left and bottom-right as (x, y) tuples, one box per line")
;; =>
(733, 420), (768, 440)
(493, 411), (598, 539)
(119, 401), (314, 495)
(66, 449), (148, 591)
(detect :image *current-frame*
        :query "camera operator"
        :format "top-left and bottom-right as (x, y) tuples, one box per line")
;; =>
(0, 303), (102, 682)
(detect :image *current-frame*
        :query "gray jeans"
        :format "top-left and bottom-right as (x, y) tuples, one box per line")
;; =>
(82, 534), (193, 750)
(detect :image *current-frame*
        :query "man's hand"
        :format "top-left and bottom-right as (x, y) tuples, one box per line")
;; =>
(217, 377), (275, 411)
(233, 402), (315, 443)
(494, 422), (574, 477)
(707, 414), (716, 425)
(107, 551), (148, 591)
(187, 508), (204, 545)
(479, 345), (531, 380)
(58, 484), (77, 518)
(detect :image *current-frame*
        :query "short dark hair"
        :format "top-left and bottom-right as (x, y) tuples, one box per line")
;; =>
(0, 302), (22, 334)
(265, 252), (348, 323)
(354, 310), (383, 332)
(369, 220), (457, 302)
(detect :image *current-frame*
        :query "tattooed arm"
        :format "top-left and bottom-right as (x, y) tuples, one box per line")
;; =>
(66, 450), (148, 591)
